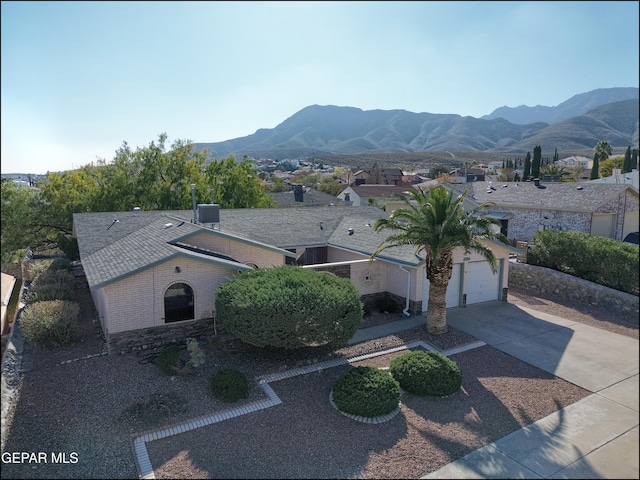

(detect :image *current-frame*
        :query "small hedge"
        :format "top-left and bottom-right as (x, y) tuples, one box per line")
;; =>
(18, 299), (79, 349)
(155, 346), (182, 375)
(209, 368), (249, 402)
(332, 366), (400, 418)
(390, 350), (462, 397)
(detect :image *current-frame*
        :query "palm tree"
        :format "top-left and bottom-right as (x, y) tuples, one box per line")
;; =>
(371, 185), (508, 335)
(591, 140), (612, 179)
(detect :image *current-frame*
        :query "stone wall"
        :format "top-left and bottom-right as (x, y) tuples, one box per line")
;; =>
(106, 317), (216, 355)
(509, 261), (639, 314)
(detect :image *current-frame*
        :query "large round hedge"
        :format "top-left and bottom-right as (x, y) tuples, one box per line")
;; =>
(215, 265), (363, 349)
(389, 350), (462, 397)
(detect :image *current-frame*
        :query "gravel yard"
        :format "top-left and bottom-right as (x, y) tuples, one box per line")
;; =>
(1, 284), (636, 479)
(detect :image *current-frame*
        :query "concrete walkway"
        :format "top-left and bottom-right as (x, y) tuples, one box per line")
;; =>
(412, 301), (640, 479)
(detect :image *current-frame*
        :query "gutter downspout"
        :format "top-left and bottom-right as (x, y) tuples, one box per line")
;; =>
(399, 266), (412, 316)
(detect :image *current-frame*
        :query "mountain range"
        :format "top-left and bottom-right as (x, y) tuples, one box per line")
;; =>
(194, 87), (639, 160)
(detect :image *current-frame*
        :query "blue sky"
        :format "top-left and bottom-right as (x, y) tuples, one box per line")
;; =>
(2, 1), (638, 175)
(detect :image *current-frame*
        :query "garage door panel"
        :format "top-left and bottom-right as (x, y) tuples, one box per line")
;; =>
(466, 261), (499, 304)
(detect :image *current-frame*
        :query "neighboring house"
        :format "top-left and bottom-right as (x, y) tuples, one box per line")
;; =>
(269, 185), (344, 207)
(451, 180), (640, 244)
(382, 168), (404, 185)
(342, 169), (371, 186)
(73, 204), (515, 352)
(337, 184), (419, 209)
(449, 168), (486, 183)
(589, 168), (639, 190)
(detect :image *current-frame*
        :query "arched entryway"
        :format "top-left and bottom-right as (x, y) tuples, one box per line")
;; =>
(164, 282), (194, 323)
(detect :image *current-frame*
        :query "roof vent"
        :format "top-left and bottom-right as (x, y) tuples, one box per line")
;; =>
(577, 186), (584, 190)
(133, 206), (141, 212)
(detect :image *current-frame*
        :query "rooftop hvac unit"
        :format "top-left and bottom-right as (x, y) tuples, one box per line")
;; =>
(198, 204), (220, 224)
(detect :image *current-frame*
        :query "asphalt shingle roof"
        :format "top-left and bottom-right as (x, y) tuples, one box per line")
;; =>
(453, 181), (638, 212)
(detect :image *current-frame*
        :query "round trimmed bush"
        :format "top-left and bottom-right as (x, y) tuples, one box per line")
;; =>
(390, 350), (462, 397)
(155, 345), (182, 375)
(332, 366), (400, 418)
(215, 265), (362, 349)
(209, 368), (249, 402)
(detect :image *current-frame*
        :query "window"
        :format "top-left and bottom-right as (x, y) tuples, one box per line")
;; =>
(164, 283), (194, 323)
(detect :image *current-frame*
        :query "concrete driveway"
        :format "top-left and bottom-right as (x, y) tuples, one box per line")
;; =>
(424, 300), (639, 479)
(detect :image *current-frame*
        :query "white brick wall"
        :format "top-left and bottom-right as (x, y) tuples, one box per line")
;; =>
(103, 257), (242, 334)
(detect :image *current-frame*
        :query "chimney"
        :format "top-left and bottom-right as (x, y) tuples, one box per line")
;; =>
(293, 184), (304, 202)
(533, 178), (540, 187)
(191, 184), (197, 223)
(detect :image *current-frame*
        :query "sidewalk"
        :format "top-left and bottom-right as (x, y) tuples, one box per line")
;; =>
(351, 302), (639, 479)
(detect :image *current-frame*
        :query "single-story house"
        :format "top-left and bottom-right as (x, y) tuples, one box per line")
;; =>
(451, 180), (640, 244)
(73, 204), (515, 353)
(337, 184), (419, 209)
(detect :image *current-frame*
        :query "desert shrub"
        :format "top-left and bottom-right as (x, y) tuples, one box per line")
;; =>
(216, 265), (362, 349)
(332, 366), (400, 418)
(18, 300), (79, 348)
(25, 280), (74, 304)
(186, 338), (205, 368)
(209, 368), (249, 402)
(155, 345), (182, 375)
(390, 350), (462, 397)
(528, 229), (639, 295)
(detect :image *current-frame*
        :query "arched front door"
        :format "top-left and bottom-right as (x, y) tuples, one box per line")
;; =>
(164, 283), (194, 323)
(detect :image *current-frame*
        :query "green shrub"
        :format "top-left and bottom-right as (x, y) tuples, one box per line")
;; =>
(18, 300), (79, 348)
(390, 350), (462, 397)
(528, 230), (639, 295)
(209, 368), (249, 402)
(216, 265), (362, 349)
(155, 346), (182, 375)
(332, 366), (400, 418)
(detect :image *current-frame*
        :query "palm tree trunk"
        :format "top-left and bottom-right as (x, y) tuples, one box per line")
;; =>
(426, 281), (448, 335)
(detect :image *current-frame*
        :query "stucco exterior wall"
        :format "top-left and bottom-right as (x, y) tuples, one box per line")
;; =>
(103, 257), (240, 334)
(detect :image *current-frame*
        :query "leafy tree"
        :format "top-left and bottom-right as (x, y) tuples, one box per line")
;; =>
(523, 152), (532, 181)
(215, 265), (362, 348)
(371, 185), (507, 335)
(622, 146), (632, 173)
(429, 164), (451, 179)
(317, 177), (344, 196)
(532, 145), (542, 179)
(206, 156), (275, 208)
(1, 181), (47, 262)
(128, 134), (209, 210)
(599, 156), (624, 178)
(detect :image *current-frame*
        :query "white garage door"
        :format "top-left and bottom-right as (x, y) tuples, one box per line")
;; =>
(466, 261), (499, 304)
(422, 264), (462, 312)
